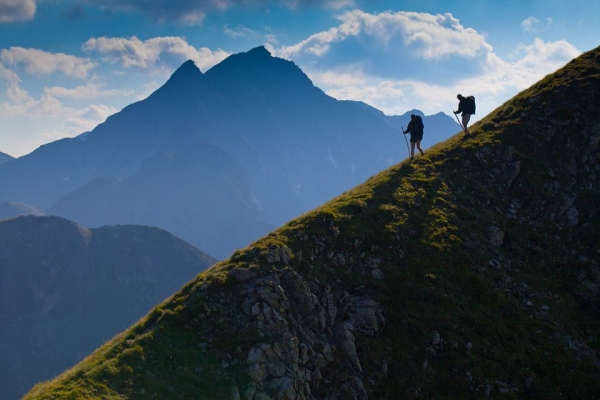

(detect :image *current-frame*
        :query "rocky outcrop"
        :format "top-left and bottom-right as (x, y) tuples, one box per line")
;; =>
(229, 257), (385, 400)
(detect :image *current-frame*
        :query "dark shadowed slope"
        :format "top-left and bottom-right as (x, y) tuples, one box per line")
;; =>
(0, 216), (217, 400)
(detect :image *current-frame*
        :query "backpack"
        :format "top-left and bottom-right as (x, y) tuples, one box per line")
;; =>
(465, 96), (476, 115)
(415, 115), (424, 132)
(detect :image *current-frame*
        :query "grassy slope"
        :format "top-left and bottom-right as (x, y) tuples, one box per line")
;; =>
(25, 46), (600, 399)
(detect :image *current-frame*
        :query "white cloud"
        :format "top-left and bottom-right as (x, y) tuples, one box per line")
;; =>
(53, 104), (118, 137)
(296, 16), (580, 122)
(522, 16), (553, 33)
(1, 92), (118, 150)
(224, 24), (258, 39)
(44, 84), (133, 99)
(0, 80), (122, 120)
(511, 38), (579, 77)
(278, 10), (491, 61)
(0, 47), (96, 78)
(521, 17), (540, 33)
(83, 36), (229, 71)
(308, 67), (367, 87)
(0, 86), (70, 118)
(0, 62), (28, 103)
(0, 0), (36, 23)
(273, 10), (580, 121)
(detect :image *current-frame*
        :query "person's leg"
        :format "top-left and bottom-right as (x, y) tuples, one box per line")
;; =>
(416, 140), (424, 155)
(410, 141), (415, 159)
(462, 114), (471, 137)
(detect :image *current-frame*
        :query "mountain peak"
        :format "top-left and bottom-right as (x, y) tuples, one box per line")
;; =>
(166, 60), (203, 84)
(246, 45), (271, 58)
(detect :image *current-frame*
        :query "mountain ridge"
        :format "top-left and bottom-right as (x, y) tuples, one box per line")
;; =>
(47, 143), (274, 259)
(0, 215), (217, 400)
(24, 45), (600, 399)
(0, 200), (45, 219)
(0, 150), (13, 165)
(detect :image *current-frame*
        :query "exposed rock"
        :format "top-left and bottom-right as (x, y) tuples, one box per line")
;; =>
(487, 226), (505, 246)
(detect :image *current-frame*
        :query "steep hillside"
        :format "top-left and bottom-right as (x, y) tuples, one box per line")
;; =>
(25, 46), (600, 399)
(0, 216), (217, 400)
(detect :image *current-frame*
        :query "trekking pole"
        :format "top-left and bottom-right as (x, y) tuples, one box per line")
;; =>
(401, 126), (410, 161)
(454, 113), (466, 134)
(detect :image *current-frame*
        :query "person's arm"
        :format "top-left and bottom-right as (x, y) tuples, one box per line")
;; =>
(454, 100), (463, 114)
(403, 122), (412, 133)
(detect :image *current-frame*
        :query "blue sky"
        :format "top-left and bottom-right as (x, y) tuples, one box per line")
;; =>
(1, 0), (598, 157)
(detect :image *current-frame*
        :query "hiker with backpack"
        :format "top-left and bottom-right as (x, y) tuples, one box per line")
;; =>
(402, 114), (425, 161)
(454, 94), (476, 139)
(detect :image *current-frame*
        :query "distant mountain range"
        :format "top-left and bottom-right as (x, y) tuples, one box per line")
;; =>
(0, 215), (216, 400)
(0, 151), (13, 165)
(0, 46), (460, 259)
(47, 143), (273, 257)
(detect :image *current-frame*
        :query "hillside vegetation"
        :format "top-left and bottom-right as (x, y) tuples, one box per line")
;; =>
(25, 46), (600, 399)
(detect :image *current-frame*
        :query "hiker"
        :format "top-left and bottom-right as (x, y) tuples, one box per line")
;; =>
(403, 114), (425, 161)
(454, 94), (475, 139)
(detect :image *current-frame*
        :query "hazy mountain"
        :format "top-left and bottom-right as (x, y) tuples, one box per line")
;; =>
(48, 143), (273, 259)
(0, 215), (217, 400)
(24, 46), (600, 399)
(0, 151), (13, 165)
(0, 201), (45, 220)
(384, 109), (462, 145)
(0, 46), (460, 259)
(347, 102), (461, 149)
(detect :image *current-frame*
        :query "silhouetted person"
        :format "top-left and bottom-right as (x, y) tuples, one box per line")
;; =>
(403, 114), (424, 161)
(454, 94), (475, 139)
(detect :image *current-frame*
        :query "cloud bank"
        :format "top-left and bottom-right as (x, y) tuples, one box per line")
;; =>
(83, 36), (229, 71)
(0, 0), (36, 23)
(1, 47), (96, 78)
(272, 10), (580, 118)
(79, 0), (355, 25)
